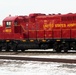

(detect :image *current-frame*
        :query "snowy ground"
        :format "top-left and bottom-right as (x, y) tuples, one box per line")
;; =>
(0, 59), (76, 75)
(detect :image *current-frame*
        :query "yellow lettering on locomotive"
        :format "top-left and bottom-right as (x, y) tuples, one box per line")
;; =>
(55, 24), (66, 28)
(63, 24), (66, 27)
(67, 23), (76, 27)
(43, 23), (76, 29)
(5, 29), (11, 32)
(43, 24), (54, 30)
(55, 24), (60, 27)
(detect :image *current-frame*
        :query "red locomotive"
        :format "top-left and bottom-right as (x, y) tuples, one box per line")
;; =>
(0, 13), (76, 52)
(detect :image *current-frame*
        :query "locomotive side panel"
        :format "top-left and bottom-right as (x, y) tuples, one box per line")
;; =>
(62, 29), (71, 39)
(45, 30), (53, 39)
(71, 29), (76, 38)
(37, 30), (44, 39)
(53, 29), (61, 39)
(29, 30), (37, 39)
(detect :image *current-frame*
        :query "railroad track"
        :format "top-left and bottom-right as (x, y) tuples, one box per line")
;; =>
(0, 49), (76, 54)
(0, 55), (76, 63)
(0, 51), (76, 57)
(0, 50), (76, 63)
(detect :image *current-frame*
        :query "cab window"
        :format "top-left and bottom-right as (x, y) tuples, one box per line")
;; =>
(6, 21), (11, 28)
(14, 21), (17, 26)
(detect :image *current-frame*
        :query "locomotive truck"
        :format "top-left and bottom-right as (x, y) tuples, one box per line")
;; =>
(0, 13), (76, 52)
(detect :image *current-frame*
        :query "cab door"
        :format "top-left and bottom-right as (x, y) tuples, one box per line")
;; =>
(2, 21), (13, 39)
(3, 21), (12, 33)
(4, 21), (12, 33)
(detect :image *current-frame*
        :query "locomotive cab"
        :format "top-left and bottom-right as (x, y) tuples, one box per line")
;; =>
(2, 15), (24, 40)
(3, 16), (19, 33)
(2, 15), (29, 40)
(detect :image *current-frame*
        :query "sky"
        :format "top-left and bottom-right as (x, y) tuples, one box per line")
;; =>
(0, 0), (76, 24)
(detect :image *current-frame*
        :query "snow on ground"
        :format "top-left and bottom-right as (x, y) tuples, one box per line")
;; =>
(0, 59), (76, 75)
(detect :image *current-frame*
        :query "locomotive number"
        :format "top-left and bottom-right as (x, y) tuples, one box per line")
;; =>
(3, 29), (12, 33)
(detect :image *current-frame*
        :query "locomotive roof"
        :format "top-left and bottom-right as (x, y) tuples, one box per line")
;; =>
(3, 16), (18, 21)
(36, 13), (76, 18)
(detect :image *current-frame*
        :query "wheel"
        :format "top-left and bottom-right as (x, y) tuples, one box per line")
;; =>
(0, 44), (2, 51)
(61, 43), (69, 53)
(2, 43), (8, 52)
(21, 49), (25, 52)
(13, 45), (17, 52)
(53, 42), (61, 53)
(70, 42), (76, 50)
(40, 44), (49, 49)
